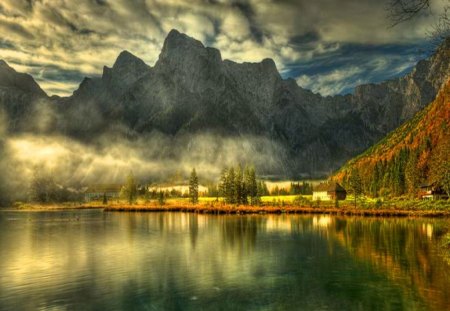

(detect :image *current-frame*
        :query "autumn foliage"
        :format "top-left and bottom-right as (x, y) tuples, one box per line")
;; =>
(335, 80), (450, 198)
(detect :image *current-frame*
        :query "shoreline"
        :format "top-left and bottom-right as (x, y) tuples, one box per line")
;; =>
(102, 205), (450, 218)
(3, 203), (450, 218)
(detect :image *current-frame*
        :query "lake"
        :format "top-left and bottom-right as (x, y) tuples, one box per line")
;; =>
(0, 210), (449, 310)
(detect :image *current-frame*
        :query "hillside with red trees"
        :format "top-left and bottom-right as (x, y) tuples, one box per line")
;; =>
(334, 79), (450, 198)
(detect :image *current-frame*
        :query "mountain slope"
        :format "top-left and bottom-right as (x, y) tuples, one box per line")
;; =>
(1, 30), (449, 178)
(334, 79), (450, 196)
(0, 61), (48, 132)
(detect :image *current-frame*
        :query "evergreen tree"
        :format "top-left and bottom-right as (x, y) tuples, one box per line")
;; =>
(218, 165), (261, 205)
(370, 161), (381, 197)
(121, 171), (137, 204)
(189, 168), (199, 204)
(348, 168), (362, 208)
(429, 137), (450, 197)
(219, 168), (228, 202)
(227, 168), (236, 204)
(158, 190), (165, 205)
(243, 166), (252, 204)
(235, 165), (244, 204)
(258, 181), (269, 196)
(405, 149), (420, 196)
(248, 167), (259, 205)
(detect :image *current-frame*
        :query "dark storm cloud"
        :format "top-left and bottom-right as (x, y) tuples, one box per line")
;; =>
(231, 1), (264, 43)
(289, 32), (321, 46)
(0, 0), (445, 96)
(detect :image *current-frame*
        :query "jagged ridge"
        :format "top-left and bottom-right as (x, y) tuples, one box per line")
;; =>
(0, 30), (449, 177)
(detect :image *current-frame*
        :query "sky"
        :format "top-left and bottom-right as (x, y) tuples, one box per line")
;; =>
(0, 0), (447, 97)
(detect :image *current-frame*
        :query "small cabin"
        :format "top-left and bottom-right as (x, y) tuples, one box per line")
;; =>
(419, 183), (448, 200)
(84, 184), (122, 202)
(313, 182), (347, 201)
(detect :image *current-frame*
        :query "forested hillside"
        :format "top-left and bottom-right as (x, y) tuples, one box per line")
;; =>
(334, 80), (450, 198)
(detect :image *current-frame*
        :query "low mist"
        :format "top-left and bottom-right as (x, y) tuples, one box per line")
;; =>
(0, 127), (288, 203)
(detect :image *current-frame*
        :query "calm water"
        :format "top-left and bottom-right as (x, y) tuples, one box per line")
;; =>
(0, 210), (449, 311)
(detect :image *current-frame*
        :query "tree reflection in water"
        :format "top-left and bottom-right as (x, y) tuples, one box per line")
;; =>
(0, 211), (449, 311)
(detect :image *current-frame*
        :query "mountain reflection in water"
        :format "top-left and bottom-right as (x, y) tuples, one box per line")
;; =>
(0, 210), (449, 310)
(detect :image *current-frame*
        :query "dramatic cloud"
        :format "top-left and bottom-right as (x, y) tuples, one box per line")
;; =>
(0, 0), (447, 96)
(295, 44), (420, 95)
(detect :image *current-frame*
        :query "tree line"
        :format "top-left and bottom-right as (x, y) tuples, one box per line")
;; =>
(26, 164), (316, 206)
(217, 165), (264, 205)
(271, 182), (313, 196)
(341, 137), (450, 198)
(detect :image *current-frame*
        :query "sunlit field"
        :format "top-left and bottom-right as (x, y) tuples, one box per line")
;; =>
(164, 195), (311, 204)
(261, 195), (311, 202)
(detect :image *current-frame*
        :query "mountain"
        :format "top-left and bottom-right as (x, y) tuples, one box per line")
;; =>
(333, 79), (450, 196)
(0, 30), (449, 178)
(0, 60), (48, 132)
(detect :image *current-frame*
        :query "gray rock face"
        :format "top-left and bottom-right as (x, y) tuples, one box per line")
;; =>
(0, 61), (48, 132)
(351, 39), (450, 134)
(1, 30), (448, 177)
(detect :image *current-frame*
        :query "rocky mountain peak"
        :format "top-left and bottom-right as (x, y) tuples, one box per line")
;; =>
(154, 29), (223, 92)
(2, 30), (449, 177)
(261, 58), (276, 69)
(0, 60), (46, 96)
(160, 29), (205, 58)
(112, 50), (148, 70)
(156, 29), (222, 68)
(102, 50), (151, 90)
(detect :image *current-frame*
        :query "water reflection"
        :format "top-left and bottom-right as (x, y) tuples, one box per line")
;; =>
(0, 211), (449, 310)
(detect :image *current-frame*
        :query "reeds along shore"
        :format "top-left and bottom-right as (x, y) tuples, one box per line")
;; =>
(99, 203), (450, 218)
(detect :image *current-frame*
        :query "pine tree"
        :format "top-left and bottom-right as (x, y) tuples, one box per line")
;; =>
(189, 168), (199, 204)
(235, 165), (244, 204)
(121, 171), (137, 204)
(348, 168), (362, 208)
(158, 190), (165, 205)
(249, 167), (259, 205)
(370, 161), (381, 197)
(429, 137), (450, 197)
(243, 166), (252, 205)
(227, 168), (236, 204)
(219, 168), (228, 202)
(405, 149), (420, 196)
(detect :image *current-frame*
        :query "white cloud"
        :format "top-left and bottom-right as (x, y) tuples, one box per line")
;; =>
(297, 66), (365, 96)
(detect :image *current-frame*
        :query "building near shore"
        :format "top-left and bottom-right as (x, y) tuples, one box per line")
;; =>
(312, 182), (347, 201)
(419, 183), (448, 200)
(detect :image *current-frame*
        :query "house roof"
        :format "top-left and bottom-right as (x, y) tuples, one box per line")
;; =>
(420, 182), (436, 188)
(314, 181), (346, 193)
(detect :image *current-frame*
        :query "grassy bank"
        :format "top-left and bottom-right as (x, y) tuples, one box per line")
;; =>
(6, 202), (92, 210)
(102, 203), (450, 217)
(6, 195), (449, 217)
